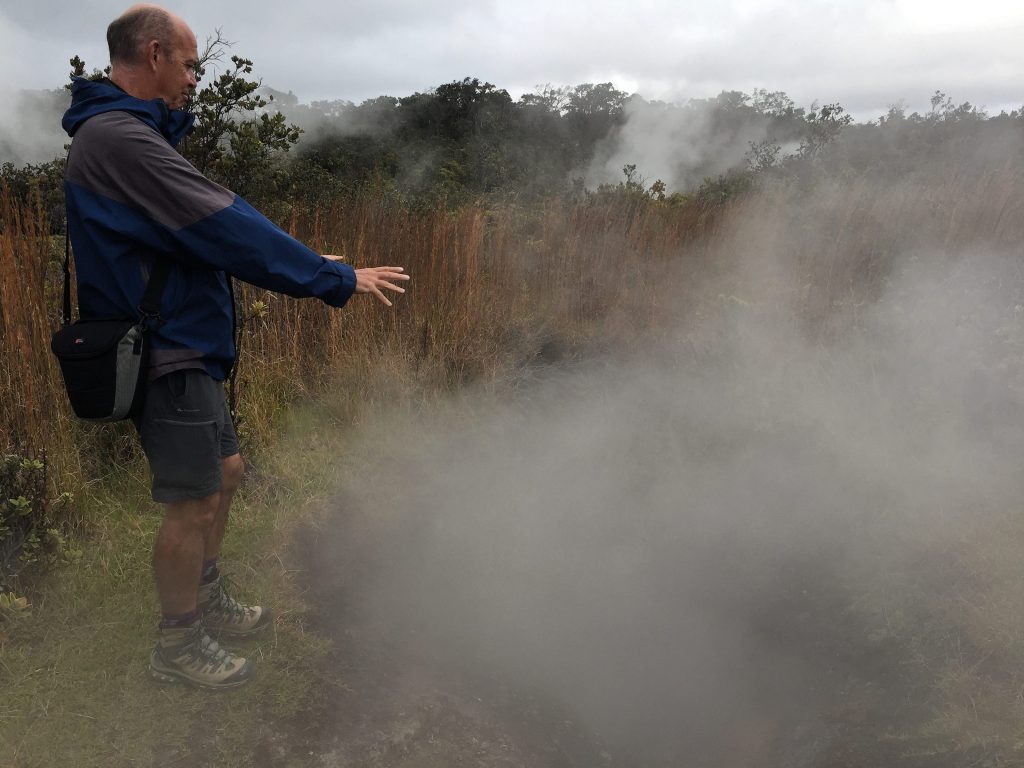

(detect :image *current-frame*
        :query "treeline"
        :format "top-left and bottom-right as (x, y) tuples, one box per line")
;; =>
(4, 44), (1023, 231)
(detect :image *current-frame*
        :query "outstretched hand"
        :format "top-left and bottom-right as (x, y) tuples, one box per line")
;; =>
(323, 256), (410, 307)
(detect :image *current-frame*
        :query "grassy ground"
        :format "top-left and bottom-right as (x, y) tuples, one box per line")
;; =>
(0, 395), (355, 768)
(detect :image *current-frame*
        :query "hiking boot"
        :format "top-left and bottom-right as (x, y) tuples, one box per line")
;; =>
(198, 576), (273, 638)
(149, 622), (254, 690)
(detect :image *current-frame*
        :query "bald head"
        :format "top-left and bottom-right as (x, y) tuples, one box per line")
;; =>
(108, 5), (177, 66)
(106, 4), (199, 109)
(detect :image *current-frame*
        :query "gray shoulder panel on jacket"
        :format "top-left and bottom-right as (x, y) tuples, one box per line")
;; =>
(66, 112), (234, 230)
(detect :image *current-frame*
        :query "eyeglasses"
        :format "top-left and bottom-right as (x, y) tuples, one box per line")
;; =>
(173, 57), (202, 82)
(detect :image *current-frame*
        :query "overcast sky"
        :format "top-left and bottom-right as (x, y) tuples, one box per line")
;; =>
(3, 0), (1023, 118)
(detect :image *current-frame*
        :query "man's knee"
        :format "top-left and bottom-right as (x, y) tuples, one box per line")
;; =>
(163, 494), (220, 531)
(221, 453), (244, 494)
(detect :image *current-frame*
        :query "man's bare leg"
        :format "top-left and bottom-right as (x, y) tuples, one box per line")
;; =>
(153, 455), (242, 616)
(197, 453), (271, 636)
(150, 485), (254, 689)
(204, 453), (244, 562)
(153, 494), (218, 616)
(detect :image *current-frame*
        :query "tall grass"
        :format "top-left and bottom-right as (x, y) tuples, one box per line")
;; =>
(0, 185), (722, 532)
(6, 162), (1024, 507)
(228, 192), (720, 450)
(0, 188), (79, 482)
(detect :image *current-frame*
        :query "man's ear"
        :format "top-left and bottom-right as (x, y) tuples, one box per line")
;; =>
(144, 39), (161, 72)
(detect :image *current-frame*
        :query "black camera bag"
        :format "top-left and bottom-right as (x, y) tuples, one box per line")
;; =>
(50, 232), (169, 422)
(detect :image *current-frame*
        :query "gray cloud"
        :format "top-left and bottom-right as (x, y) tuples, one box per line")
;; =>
(6, 1), (1023, 117)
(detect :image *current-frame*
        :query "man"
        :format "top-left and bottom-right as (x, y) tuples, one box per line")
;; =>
(62, 4), (409, 690)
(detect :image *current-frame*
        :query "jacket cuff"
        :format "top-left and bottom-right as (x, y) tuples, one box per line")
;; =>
(322, 259), (357, 307)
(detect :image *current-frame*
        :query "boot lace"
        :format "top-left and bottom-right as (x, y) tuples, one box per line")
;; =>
(179, 623), (235, 672)
(208, 575), (256, 622)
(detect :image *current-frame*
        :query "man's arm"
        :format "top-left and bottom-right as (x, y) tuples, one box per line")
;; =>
(67, 111), (370, 308)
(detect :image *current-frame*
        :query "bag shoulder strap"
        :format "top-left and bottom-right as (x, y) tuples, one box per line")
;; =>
(137, 258), (171, 324)
(61, 228), (172, 327)
(62, 228), (72, 325)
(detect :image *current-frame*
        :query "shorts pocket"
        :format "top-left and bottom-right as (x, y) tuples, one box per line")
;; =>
(164, 370), (218, 417)
(166, 370), (190, 400)
(143, 418), (220, 499)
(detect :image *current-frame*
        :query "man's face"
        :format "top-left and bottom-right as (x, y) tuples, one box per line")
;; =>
(152, 21), (198, 110)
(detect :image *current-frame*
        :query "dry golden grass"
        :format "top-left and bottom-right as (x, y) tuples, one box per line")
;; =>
(6, 163), (1024, 512)
(0, 188), (80, 484)
(0, 184), (719, 522)
(226, 192), (720, 452)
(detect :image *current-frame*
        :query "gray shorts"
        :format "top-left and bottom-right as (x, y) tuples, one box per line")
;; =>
(133, 369), (240, 503)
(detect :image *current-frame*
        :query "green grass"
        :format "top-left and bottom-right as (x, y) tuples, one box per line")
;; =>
(0, 395), (356, 768)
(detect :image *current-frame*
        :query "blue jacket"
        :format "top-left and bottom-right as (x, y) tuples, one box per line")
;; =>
(62, 78), (357, 380)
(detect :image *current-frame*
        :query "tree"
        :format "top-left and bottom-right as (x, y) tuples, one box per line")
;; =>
(927, 90), (987, 123)
(67, 55), (110, 87)
(751, 88), (799, 119)
(564, 83), (628, 158)
(566, 82), (627, 116)
(519, 84), (572, 113)
(177, 33), (301, 200)
(799, 102), (853, 158)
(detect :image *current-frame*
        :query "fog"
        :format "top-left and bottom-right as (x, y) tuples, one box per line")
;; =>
(0, 88), (68, 165)
(584, 94), (790, 191)
(311, 175), (1024, 762)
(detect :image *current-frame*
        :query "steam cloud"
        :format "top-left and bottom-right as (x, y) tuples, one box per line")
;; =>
(0, 9), (69, 165)
(584, 95), (773, 191)
(316, 182), (1024, 762)
(0, 88), (69, 165)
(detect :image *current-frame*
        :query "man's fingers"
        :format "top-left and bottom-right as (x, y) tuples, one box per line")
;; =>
(354, 265), (409, 306)
(372, 270), (411, 280)
(362, 278), (406, 293)
(357, 266), (409, 280)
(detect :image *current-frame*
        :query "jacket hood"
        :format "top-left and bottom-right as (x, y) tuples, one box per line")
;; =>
(62, 77), (195, 147)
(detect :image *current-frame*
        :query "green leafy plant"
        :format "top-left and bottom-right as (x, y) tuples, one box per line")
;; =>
(0, 454), (73, 589)
(178, 34), (302, 206)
